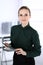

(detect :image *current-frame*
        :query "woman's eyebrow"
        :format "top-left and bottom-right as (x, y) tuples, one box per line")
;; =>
(19, 13), (28, 15)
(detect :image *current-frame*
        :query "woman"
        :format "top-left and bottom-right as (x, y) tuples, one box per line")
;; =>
(5, 6), (41, 65)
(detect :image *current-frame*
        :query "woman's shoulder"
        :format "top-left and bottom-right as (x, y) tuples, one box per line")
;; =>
(11, 24), (21, 29)
(30, 26), (38, 35)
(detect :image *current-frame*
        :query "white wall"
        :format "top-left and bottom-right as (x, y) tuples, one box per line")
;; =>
(22, 0), (43, 22)
(0, 0), (22, 22)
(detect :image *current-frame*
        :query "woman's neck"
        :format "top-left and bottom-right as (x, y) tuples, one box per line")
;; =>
(21, 22), (29, 27)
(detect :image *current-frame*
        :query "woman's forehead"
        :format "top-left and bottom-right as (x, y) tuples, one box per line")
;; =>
(19, 9), (29, 14)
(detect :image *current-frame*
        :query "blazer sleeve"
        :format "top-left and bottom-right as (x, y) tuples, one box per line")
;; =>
(26, 31), (41, 58)
(10, 26), (16, 48)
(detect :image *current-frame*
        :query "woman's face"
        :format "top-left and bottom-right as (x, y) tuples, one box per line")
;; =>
(18, 9), (31, 24)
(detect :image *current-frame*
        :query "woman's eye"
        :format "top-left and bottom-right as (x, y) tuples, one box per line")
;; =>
(20, 14), (22, 16)
(25, 14), (28, 16)
(19, 14), (28, 16)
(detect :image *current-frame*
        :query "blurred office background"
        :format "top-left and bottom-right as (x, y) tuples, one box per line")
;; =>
(0, 0), (43, 65)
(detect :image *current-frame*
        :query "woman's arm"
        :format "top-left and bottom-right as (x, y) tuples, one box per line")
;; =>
(26, 31), (41, 58)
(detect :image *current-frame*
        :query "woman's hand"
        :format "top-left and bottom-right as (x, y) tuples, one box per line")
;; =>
(15, 48), (27, 56)
(4, 43), (9, 47)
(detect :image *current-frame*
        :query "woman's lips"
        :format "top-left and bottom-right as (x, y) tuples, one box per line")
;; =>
(22, 20), (26, 21)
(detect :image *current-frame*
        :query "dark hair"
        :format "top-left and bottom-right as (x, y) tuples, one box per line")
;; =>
(18, 6), (31, 16)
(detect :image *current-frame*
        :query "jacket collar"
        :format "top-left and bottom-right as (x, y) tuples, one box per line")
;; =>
(20, 23), (30, 30)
